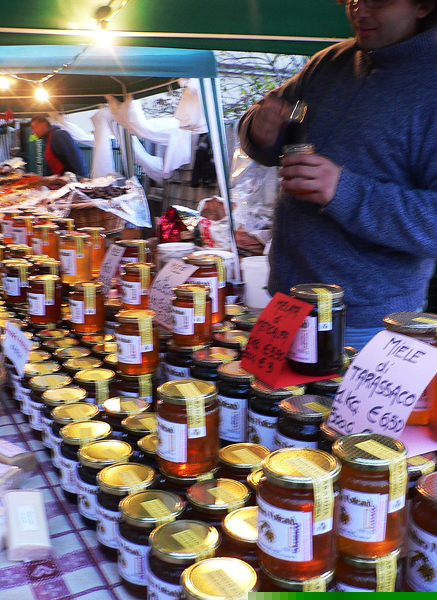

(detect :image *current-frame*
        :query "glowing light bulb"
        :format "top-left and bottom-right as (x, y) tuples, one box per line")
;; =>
(0, 76), (9, 90)
(95, 21), (112, 47)
(35, 87), (49, 102)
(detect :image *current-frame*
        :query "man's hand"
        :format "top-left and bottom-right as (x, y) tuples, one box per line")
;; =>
(249, 91), (291, 148)
(279, 152), (342, 208)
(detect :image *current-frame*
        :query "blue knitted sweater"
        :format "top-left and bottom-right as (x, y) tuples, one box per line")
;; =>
(239, 29), (437, 328)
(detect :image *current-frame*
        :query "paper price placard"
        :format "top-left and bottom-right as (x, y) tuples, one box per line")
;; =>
(149, 258), (197, 329)
(98, 244), (126, 294)
(4, 321), (33, 376)
(327, 330), (437, 436)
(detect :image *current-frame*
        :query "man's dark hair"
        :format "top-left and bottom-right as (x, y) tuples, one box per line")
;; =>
(30, 113), (50, 126)
(337, 0), (437, 30)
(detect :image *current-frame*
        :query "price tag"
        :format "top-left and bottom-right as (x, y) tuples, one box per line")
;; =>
(327, 330), (437, 437)
(98, 244), (126, 295)
(4, 321), (33, 376)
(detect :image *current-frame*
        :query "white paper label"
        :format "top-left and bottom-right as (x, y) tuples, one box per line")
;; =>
(99, 244), (126, 295)
(288, 315), (317, 363)
(52, 436), (62, 469)
(247, 410), (277, 451)
(77, 479), (98, 521)
(148, 567), (184, 600)
(32, 238), (44, 255)
(4, 322), (33, 377)
(406, 520), (437, 592)
(118, 535), (150, 586)
(4, 276), (20, 297)
(2, 220), (13, 239)
(157, 416), (187, 463)
(96, 505), (120, 549)
(69, 299), (85, 324)
(60, 249), (77, 276)
(121, 280), (144, 305)
(337, 488), (388, 543)
(172, 305), (194, 335)
(41, 415), (53, 449)
(20, 386), (32, 415)
(164, 363), (191, 381)
(28, 292), (46, 316)
(29, 399), (43, 431)
(274, 431), (318, 450)
(116, 333), (141, 364)
(17, 505), (38, 531)
(218, 394), (247, 442)
(12, 226), (27, 244)
(60, 455), (78, 494)
(188, 275), (218, 313)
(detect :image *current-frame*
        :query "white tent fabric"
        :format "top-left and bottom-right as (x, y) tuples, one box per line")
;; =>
(90, 107), (116, 178)
(49, 113), (94, 146)
(174, 79), (208, 133)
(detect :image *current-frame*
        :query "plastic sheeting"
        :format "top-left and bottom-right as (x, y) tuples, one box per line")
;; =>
(90, 107), (115, 178)
(174, 79), (208, 133)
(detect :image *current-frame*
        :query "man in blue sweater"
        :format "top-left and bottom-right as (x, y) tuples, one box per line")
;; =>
(239, 0), (437, 349)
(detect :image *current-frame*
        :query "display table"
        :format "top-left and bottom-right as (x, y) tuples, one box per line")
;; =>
(0, 393), (138, 600)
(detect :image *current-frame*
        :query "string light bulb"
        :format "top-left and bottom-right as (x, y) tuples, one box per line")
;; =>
(0, 76), (9, 90)
(95, 19), (113, 47)
(35, 86), (49, 102)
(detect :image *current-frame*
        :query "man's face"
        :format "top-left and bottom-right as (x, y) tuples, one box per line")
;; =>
(347, 0), (432, 51)
(30, 120), (49, 139)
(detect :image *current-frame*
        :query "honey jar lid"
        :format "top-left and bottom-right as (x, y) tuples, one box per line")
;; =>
(42, 337), (79, 350)
(187, 478), (250, 512)
(339, 548), (401, 570)
(260, 564), (335, 592)
(222, 506), (258, 545)
(38, 328), (70, 339)
(224, 304), (248, 318)
(173, 283), (210, 297)
(332, 433), (407, 471)
(230, 313), (258, 331)
(290, 283), (344, 301)
(319, 422), (344, 443)
(212, 330), (249, 349)
(182, 557), (258, 600)
(115, 238), (149, 249)
(149, 519), (220, 564)
(167, 340), (211, 354)
(192, 347), (238, 368)
(91, 342), (117, 356)
(246, 467), (264, 492)
(97, 462), (156, 495)
(60, 420), (112, 445)
(103, 354), (118, 367)
(250, 379), (306, 399)
(159, 467), (219, 486)
(53, 346), (91, 361)
(306, 376), (342, 394)
(74, 368), (116, 384)
(124, 261), (155, 273)
(407, 452), (437, 480)
(383, 311), (437, 334)
(212, 321), (236, 334)
(103, 396), (150, 417)
(27, 349), (51, 363)
(119, 490), (184, 529)
(28, 273), (60, 283)
(122, 412), (157, 434)
(137, 433), (158, 455)
(29, 372), (72, 392)
(59, 231), (89, 241)
(217, 360), (254, 383)
(77, 226), (105, 232)
(70, 281), (104, 292)
(78, 439), (132, 469)
(278, 394), (332, 423)
(42, 386), (87, 406)
(158, 378), (217, 405)
(416, 471), (437, 507)
(115, 308), (156, 323)
(62, 357), (103, 372)
(184, 254), (218, 267)
(262, 448), (341, 489)
(23, 361), (60, 379)
(33, 223), (58, 231)
(81, 333), (115, 346)
(219, 443), (270, 472)
(51, 402), (99, 424)
(105, 298), (123, 312)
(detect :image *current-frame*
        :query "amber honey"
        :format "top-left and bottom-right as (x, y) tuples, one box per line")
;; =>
(336, 549), (402, 592)
(115, 309), (159, 375)
(171, 283), (212, 346)
(28, 275), (62, 326)
(77, 227), (106, 277)
(68, 282), (105, 334)
(31, 223), (59, 259)
(1, 210), (20, 244)
(218, 506), (259, 571)
(30, 257), (61, 277)
(120, 262), (155, 310)
(12, 215), (34, 246)
(73, 368), (117, 407)
(185, 254), (226, 324)
(58, 232), (92, 284)
(3, 259), (29, 303)
(52, 217), (74, 234)
(115, 239), (151, 288)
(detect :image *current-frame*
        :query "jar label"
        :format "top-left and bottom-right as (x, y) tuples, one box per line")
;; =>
(32, 237), (44, 255)
(141, 499), (174, 522)
(2, 220), (13, 238)
(188, 275), (219, 313)
(21, 387), (32, 415)
(83, 284), (97, 314)
(196, 569), (245, 598)
(336, 582), (373, 592)
(257, 496), (312, 562)
(29, 399), (43, 431)
(247, 410), (277, 450)
(70, 299), (85, 324)
(164, 362), (191, 381)
(96, 504), (119, 549)
(287, 315), (317, 363)
(118, 535), (149, 586)
(116, 333), (152, 363)
(4, 276), (20, 297)
(172, 305), (195, 335)
(148, 567), (183, 600)
(274, 431), (318, 450)
(375, 553), (397, 592)
(60, 249), (77, 276)
(193, 290), (206, 322)
(28, 292), (46, 316)
(60, 454), (78, 494)
(408, 455), (435, 475)
(186, 397), (206, 438)
(217, 394), (247, 443)
(406, 520), (437, 592)
(303, 577), (327, 592)
(312, 287), (333, 331)
(52, 436), (62, 468)
(121, 280), (142, 305)
(41, 414), (53, 448)
(138, 373), (152, 398)
(157, 416), (187, 463)
(337, 488), (388, 542)
(77, 478), (98, 521)
(12, 226), (27, 244)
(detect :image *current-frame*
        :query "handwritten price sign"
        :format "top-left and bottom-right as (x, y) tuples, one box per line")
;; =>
(327, 330), (437, 436)
(98, 244), (126, 295)
(4, 321), (33, 376)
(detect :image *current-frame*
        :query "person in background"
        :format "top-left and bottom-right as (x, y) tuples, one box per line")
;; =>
(239, 0), (437, 350)
(30, 113), (88, 181)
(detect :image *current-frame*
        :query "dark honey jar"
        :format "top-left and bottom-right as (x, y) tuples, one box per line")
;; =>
(118, 490), (185, 597)
(61, 356), (103, 376)
(190, 346), (238, 383)
(259, 565), (336, 592)
(100, 396), (150, 439)
(181, 557), (258, 599)
(51, 402), (99, 470)
(171, 283), (212, 346)
(306, 375), (343, 400)
(20, 361), (61, 417)
(28, 372), (72, 437)
(116, 371), (157, 409)
(218, 506), (259, 572)
(121, 412), (157, 455)
(318, 422), (343, 454)
(217, 442), (270, 484)
(158, 468), (218, 504)
(216, 360), (254, 446)
(96, 462), (157, 554)
(148, 519), (220, 600)
(27, 274), (62, 326)
(41, 386), (87, 451)
(115, 309), (159, 375)
(275, 394), (332, 450)
(335, 549), (402, 592)
(248, 380), (306, 451)
(407, 452), (437, 508)
(73, 368), (117, 407)
(77, 439), (133, 528)
(137, 433), (160, 472)
(3, 259), (29, 303)
(69, 282), (105, 334)
(287, 283), (346, 375)
(165, 341), (210, 381)
(212, 329), (250, 359)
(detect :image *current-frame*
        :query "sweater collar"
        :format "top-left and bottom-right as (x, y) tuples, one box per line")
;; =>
(356, 27), (437, 66)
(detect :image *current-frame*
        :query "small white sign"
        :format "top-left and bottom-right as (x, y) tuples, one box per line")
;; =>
(98, 244), (126, 294)
(327, 330), (437, 437)
(4, 321), (33, 376)
(149, 258), (198, 329)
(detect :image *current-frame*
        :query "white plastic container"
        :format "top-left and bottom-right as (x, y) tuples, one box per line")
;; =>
(190, 248), (238, 281)
(156, 242), (196, 271)
(241, 256), (272, 308)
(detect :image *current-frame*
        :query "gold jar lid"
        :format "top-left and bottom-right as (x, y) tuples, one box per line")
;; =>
(246, 467), (264, 492)
(339, 548), (401, 570)
(124, 261), (155, 274)
(60, 420), (112, 445)
(182, 557), (258, 600)
(383, 311), (437, 335)
(51, 402), (99, 425)
(222, 506), (258, 545)
(24, 362), (60, 379)
(53, 346), (91, 361)
(122, 413), (157, 435)
(38, 328), (70, 340)
(115, 308), (156, 324)
(230, 313), (258, 331)
(290, 283), (344, 302)
(173, 283), (210, 297)
(150, 519), (220, 564)
(213, 331), (250, 349)
(225, 304), (248, 318)
(62, 357), (103, 373)
(278, 394), (332, 423)
(219, 443), (270, 472)
(91, 342), (118, 356)
(332, 433), (407, 471)
(158, 378), (217, 406)
(28, 274), (60, 284)
(250, 379), (306, 399)
(192, 347), (238, 368)
(217, 360), (254, 383)
(43, 337), (79, 350)
(261, 564), (335, 592)
(42, 386), (87, 406)
(105, 298), (123, 313)
(212, 322), (236, 334)
(137, 433), (158, 456)
(81, 333), (115, 346)
(407, 452), (437, 480)
(77, 226), (105, 233)
(103, 396), (150, 417)
(262, 448), (341, 489)
(159, 467), (219, 487)
(27, 349), (51, 363)
(33, 223), (58, 232)
(416, 472), (437, 508)
(187, 478), (250, 513)
(184, 253), (219, 267)
(29, 372), (72, 392)
(97, 462), (156, 495)
(59, 232), (90, 243)
(103, 354), (118, 367)
(74, 368), (116, 384)
(116, 238), (149, 250)
(167, 340), (210, 354)
(78, 439), (132, 469)
(70, 281), (104, 293)
(119, 490), (185, 529)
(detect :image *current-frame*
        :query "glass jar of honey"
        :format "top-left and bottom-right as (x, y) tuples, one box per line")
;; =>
(181, 557), (258, 599)
(28, 275), (62, 327)
(186, 254), (226, 324)
(28, 372), (72, 437)
(12, 215), (34, 245)
(218, 442), (270, 484)
(171, 283), (212, 346)
(118, 490), (185, 597)
(230, 312), (259, 332)
(259, 564), (336, 592)
(91, 341), (118, 361)
(77, 439), (132, 528)
(62, 356), (103, 376)
(165, 341), (209, 381)
(275, 394), (332, 450)
(1, 210), (20, 243)
(115, 239), (151, 288)
(137, 433), (160, 472)
(335, 549), (402, 592)
(68, 282), (105, 334)
(77, 227), (106, 278)
(31, 223), (59, 259)
(52, 217), (74, 234)
(287, 283), (346, 375)
(115, 309), (159, 375)
(73, 368), (117, 407)
(158, 468), (218, 504)
(148, 519), (220, 600)
(246, 467), (264, 504)
(3, 259), (29, 303)
(406, 453), (437, 520)
(212, 330), (250, 359)
(216, 360), (254, 446)
(332, 433), (407, 557)
(318, 422), (343, 454)
(20, 361), (61, 417)
(51, 402), (99, 470)
(156, 378), (219, 478)
(100, 396), (150, 439)
(257, 447), (341, 580)
(121, 412), (157, 456)
(218, 506), (259, 572)
(41, 386), (87, 451)
(3, 243), (32, 260)
(190, 346), (238, 383)
(96, 462), (157, 554)
(117, 372), (156, 410)
(104, 298), (123, 335)
(120, 262), (155, 310)
(306, 375), (343, 400)
(58, 232), (92, 284)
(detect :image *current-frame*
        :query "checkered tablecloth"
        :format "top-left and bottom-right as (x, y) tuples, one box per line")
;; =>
(0, 391), (140, 600)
